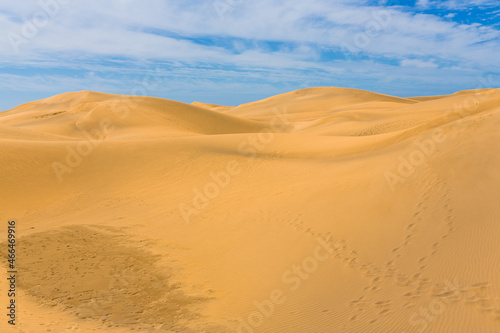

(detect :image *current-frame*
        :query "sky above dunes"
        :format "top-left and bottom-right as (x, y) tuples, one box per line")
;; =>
(0, 0), (499, 110)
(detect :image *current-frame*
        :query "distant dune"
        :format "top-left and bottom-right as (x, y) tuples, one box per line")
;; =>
(1, 88), (500, 332)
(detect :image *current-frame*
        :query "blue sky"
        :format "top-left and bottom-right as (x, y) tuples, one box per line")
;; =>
(0, 0), (499, 110)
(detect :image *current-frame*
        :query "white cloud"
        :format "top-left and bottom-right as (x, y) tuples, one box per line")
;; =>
(416, 0), (431, 8)
(0, 0), (498, 69)
(401, 59), (439, 68)
(434, 0), (498, 9)
(0, 0), (498, 108)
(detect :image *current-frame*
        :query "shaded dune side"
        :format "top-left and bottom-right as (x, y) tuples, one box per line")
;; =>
(0, 91), (270, 140)
(191, 101), (235, 113)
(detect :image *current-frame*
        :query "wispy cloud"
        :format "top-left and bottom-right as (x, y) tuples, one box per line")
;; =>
(401, 59), (438, 68)
(436, 0), (499, 9)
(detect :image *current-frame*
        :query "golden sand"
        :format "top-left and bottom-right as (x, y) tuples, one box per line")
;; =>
(1, 87), (499, 332)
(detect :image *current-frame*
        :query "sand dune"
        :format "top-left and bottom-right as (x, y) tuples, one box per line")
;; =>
(1, 87), (500, 332)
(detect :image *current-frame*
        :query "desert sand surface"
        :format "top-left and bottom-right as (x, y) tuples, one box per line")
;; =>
(1, 87), (500, 333)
